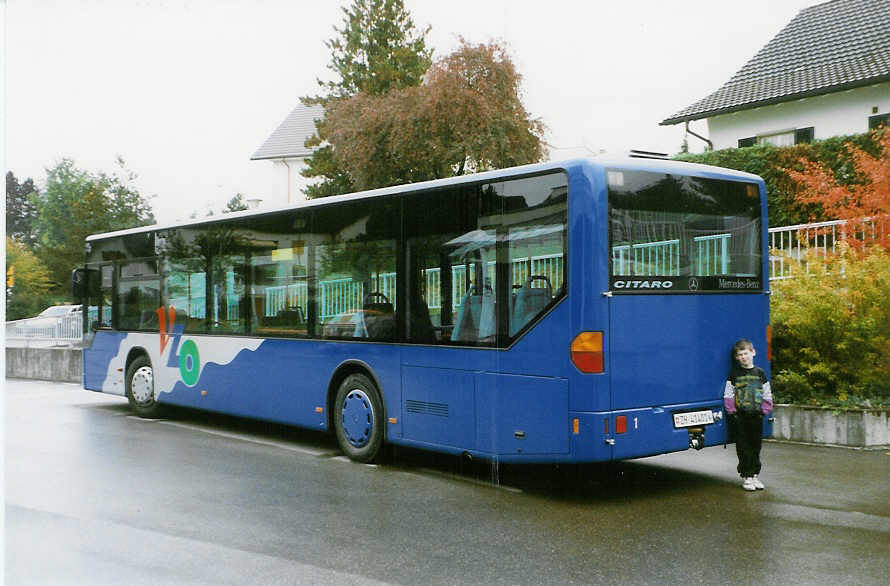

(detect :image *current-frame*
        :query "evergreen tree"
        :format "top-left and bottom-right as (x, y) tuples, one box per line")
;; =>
(223, 193), (250, 213)
(6, 171), (40, 248)
(302, 0), (432, 198)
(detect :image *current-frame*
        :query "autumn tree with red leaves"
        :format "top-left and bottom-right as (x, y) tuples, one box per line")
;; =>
(786, 128), (890, 249)
(771, 127), (890, 408)
(320, 40), (546, 191)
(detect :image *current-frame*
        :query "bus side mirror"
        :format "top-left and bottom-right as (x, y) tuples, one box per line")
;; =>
(72, 268), (99, 303)
(72, 268), (88, 303)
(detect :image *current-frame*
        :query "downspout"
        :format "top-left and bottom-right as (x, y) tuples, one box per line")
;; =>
(280, 158), (293, 204)
(685, 121), (713, 151)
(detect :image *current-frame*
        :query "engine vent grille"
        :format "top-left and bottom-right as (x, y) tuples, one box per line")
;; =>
(406, 400), (449, 417)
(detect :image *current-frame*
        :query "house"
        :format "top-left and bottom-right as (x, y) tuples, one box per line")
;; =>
(251, 103), (324, 203)
(661, 0), (890, 150)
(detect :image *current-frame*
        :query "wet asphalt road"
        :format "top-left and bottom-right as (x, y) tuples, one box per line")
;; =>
(5, 379), (889, 585)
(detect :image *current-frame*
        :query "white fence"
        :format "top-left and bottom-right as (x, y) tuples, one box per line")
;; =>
(6, 313), (83, 347)
(768, 218), (880, 279)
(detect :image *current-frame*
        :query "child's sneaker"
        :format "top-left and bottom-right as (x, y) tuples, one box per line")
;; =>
(752, 475), (765, 490)
(742, 477), (757, 491)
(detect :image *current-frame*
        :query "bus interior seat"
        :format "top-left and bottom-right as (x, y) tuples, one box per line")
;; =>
(407, 295), (436, 343)
(276, 306), (305, 325)
(511, 276), (552, 334)
(172, 308), (189, 331)
(139, 309), (159, 329)
(477, 295), (496, 340)
(451, 286), (494, 342)
(362, 293), (395, 339)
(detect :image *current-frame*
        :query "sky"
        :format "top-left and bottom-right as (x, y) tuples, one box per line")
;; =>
(4, 0), (818, 223)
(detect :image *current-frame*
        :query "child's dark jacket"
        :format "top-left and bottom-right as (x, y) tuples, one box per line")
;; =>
(724, 365), (773, 415)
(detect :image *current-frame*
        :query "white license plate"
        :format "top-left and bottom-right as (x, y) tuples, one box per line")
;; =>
(673, 410), (715, 428)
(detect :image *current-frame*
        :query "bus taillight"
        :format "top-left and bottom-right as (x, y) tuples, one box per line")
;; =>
(570, 332), (604, 373)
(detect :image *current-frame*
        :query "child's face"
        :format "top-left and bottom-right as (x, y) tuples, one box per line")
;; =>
(735, 347), (756, 368)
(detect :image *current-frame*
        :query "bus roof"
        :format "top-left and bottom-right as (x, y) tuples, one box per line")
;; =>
(85, 157), (763, 242)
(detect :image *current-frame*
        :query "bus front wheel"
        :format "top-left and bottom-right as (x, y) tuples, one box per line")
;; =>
(125, 355), (164, 418)
(333, 373), (384, 463)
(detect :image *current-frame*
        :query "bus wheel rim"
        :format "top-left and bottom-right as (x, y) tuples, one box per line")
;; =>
(131, 366), (154, 404)
(341, 389), (373, 448)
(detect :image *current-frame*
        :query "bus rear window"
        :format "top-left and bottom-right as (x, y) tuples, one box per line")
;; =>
(607, 169), (762, 293)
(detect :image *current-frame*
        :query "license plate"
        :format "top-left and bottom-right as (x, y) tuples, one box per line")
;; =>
(673, 410), (715, 428)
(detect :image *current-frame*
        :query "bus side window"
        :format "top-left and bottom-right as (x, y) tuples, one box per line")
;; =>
(118, 260), (161, 331)
(313, 200), (398, 341)
(495, 174), (568, 339)
(404, 182), (496, 346)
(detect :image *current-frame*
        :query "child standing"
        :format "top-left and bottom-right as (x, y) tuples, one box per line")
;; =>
(724, 339), (773, 491)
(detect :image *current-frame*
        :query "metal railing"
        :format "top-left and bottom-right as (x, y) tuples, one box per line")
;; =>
(768, 218), (880, 280)
(6, 313), (83, 347)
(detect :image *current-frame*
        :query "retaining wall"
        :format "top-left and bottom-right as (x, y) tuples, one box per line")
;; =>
(772, 404), (890, 448)
(5, 347), (82, 383)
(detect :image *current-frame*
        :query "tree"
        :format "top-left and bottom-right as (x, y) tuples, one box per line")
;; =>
(785, 127), (890, 249)
(316, 0), (432, 99)
(6, 171), (40, 248)
(321, 40), (546, 191)
(223, 193), (250, 213)
(6, 237), (53, 320)
(302, 0), (432, 198)
(34, 158), (155, 289)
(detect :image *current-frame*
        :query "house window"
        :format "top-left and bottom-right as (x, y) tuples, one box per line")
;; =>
(738, 126), (814, 148)
(869, 113), (889, 130)
(758, 131), (795, 147)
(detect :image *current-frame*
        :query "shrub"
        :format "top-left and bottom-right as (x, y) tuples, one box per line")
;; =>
(770, 244), (890, 408)
(675, 131), (881, 227)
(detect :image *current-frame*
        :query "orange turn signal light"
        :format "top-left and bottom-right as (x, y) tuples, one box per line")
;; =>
(570, 332), (604, 373)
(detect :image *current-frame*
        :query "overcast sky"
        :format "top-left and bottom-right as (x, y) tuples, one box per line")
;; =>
(5, 0), (816, 223)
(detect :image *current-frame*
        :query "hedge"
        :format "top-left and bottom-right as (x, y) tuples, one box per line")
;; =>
(674, 132), (880, 227)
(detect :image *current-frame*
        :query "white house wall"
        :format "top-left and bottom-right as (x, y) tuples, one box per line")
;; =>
(706, 81), (890, 150)
(272, 158), (312, 204)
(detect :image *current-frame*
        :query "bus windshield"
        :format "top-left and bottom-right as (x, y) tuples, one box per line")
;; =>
(607, 169), (762, 293)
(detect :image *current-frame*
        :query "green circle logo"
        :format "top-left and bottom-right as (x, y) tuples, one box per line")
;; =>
(179, 339), (200, 387)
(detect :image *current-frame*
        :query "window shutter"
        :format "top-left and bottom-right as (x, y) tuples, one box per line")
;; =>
(869, 113), (890, 130)
(794, 127), (814, 144)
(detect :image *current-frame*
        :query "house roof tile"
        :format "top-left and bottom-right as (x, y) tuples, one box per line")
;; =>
(662, 0), (890, 125)
(251, 103), (324, 160)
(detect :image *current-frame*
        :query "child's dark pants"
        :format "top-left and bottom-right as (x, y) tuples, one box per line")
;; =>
(734, 412), (764, 477)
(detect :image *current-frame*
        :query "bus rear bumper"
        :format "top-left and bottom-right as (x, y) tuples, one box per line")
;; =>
(570, 402), (750, 461)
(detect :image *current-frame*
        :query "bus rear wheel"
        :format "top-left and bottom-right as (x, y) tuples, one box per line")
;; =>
(333, 373), (384, 463)
(125, 355), (164, 418)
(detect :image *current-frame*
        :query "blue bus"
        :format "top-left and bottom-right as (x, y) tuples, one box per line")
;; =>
(74, 156), (771, 463)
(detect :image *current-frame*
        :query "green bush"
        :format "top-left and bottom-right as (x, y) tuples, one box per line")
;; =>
(770, 245), (890, 408)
